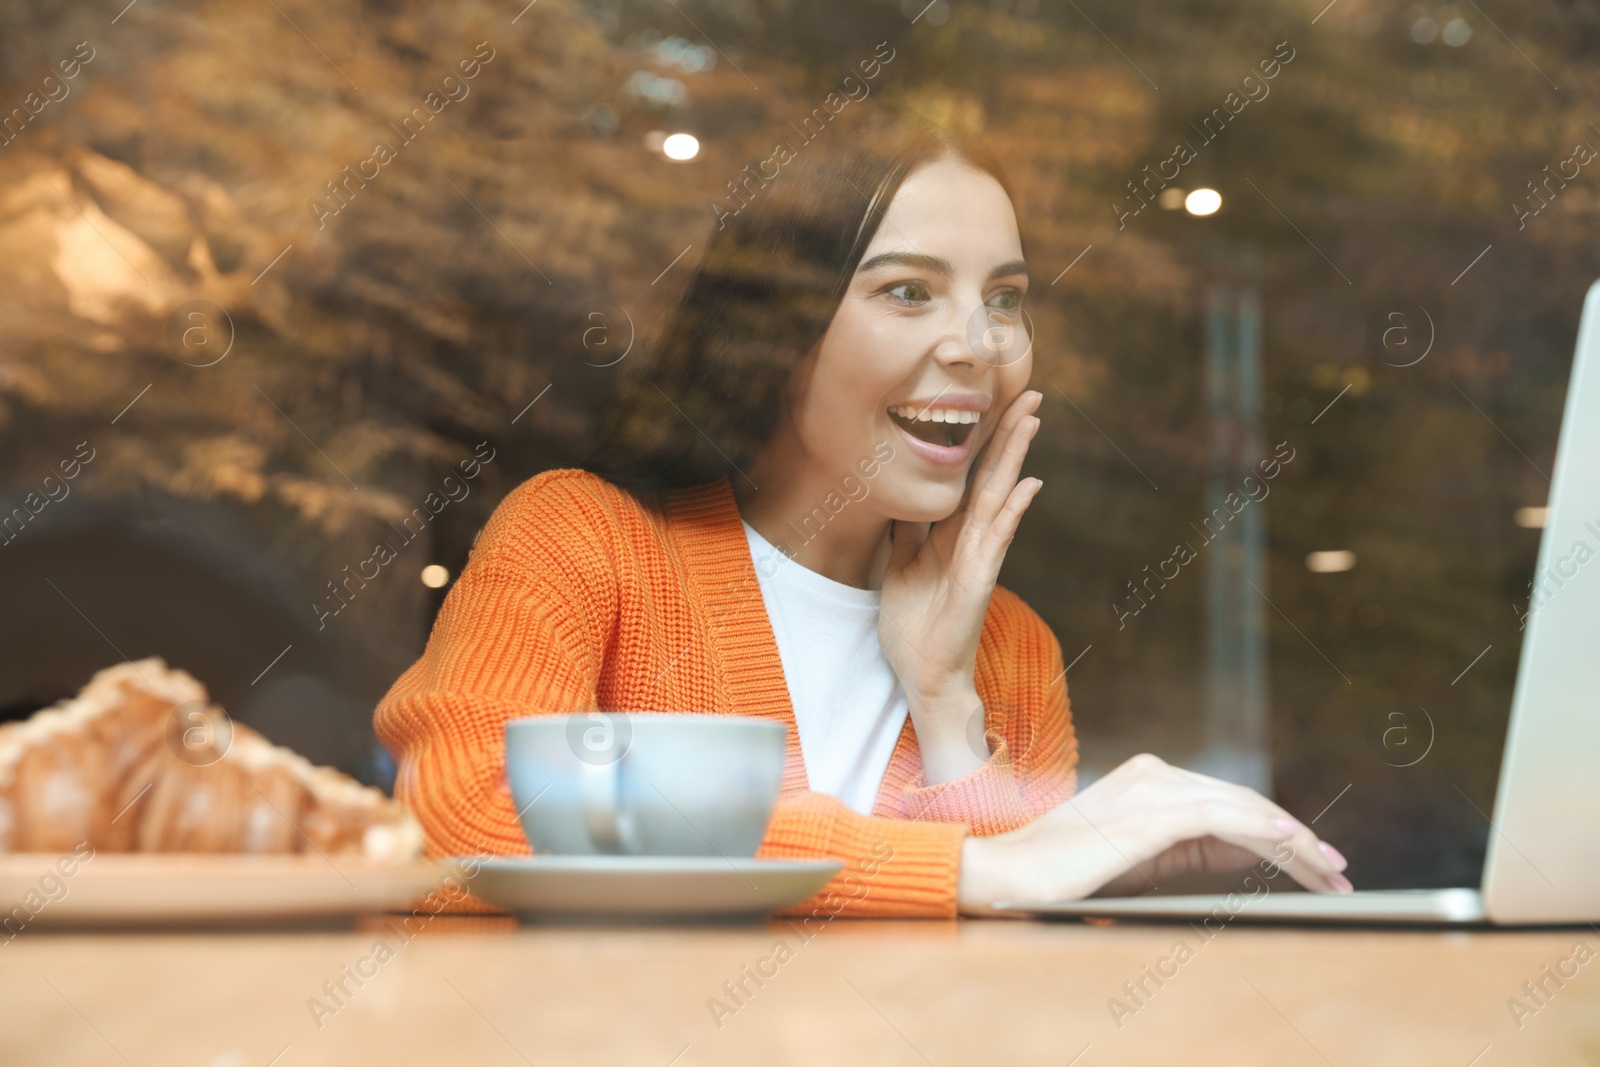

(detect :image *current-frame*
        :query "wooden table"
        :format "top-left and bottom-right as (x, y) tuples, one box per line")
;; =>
(4, 915), (1598, 1066)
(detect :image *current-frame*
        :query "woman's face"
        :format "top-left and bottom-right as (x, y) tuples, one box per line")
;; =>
(784, 155), (1032, 524)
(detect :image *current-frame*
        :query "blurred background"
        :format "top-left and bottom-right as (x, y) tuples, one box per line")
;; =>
(1, 0), (1595, 889)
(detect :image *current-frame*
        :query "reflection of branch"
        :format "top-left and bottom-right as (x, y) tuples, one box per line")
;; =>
(43, 177), (152, 285)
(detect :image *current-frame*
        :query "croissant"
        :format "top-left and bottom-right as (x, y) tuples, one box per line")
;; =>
(0, 658), (422, 862)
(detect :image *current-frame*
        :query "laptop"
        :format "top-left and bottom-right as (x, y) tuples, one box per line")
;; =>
(998, 278), (1600, 926)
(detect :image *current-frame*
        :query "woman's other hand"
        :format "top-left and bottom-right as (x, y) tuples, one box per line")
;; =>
(956, 753), (1355, 912)
(878, 388), (1044, 784)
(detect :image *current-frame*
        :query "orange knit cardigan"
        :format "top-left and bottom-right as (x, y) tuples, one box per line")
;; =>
(373, 468), (1079, 918)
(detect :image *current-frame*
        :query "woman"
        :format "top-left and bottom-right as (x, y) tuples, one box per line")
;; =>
(373, 107), (1353, 916)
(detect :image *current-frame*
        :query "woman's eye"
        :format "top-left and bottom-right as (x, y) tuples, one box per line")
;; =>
(885, 282), (930, 305)
(987, 288), (1024, 315)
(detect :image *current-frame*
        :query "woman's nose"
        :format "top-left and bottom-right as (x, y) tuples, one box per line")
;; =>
(932, 335), (978, 369)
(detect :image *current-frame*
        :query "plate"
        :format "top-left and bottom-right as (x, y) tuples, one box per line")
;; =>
(455, 855), (842, 922)
(0, 853), (445, 928)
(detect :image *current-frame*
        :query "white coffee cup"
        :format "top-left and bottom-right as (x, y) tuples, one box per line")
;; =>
(505, 713), (787, 857)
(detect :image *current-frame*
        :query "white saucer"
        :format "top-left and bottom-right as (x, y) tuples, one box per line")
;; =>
(452, 855), (842, 922)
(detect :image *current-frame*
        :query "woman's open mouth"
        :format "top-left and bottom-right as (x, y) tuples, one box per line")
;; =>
(887, 404), (981, 449)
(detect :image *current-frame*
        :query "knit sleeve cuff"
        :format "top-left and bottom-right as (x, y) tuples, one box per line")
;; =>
(758, 792), (969, 919)
(896, 735), (1035, 836)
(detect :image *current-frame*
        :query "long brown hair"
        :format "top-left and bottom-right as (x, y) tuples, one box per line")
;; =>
(581, 105), (1017, 505)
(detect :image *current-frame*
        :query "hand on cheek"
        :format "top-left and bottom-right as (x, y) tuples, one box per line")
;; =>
(877, 389), (1044, 784)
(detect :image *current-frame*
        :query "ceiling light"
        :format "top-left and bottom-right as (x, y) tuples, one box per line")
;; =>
(1306, 550), (1357, 573)
(1185, 188), (1222, 216)
(662, 132), (700, 161)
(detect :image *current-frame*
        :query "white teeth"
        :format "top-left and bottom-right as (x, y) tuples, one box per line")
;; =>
(889, 405), (981, 424)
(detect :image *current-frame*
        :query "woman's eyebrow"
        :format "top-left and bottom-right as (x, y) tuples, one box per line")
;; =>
(987, 259), (1029, 283)
(855, 251), (1030, 284)
(856, 251), (950, 276)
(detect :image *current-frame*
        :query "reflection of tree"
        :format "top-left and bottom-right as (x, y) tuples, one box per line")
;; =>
(1, 0), (1596, 882)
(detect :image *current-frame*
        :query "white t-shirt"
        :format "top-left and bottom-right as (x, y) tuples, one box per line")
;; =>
(742, 519), (910, 816)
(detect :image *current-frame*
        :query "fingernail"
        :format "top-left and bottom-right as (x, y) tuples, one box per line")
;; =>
(1319, 841), (1348, 871)
(1329, 872), (1354, 894)
(1272, 817), (1300, 836)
